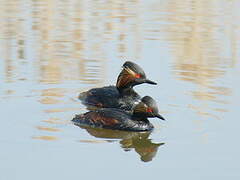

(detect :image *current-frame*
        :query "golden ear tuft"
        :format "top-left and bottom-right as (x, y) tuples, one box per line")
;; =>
(124, 67), (137, 77)
(116, 67), (137, 88)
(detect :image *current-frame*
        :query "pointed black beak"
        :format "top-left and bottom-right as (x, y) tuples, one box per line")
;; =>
(144, 79), (157, 85)
(156, 114), (165, 121)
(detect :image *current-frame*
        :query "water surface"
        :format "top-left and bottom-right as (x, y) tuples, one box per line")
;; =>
(0, 0), (240, 179)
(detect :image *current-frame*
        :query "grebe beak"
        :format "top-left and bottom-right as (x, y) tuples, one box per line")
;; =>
(156, 114), (165, 120)
(144, 79), (157, 85)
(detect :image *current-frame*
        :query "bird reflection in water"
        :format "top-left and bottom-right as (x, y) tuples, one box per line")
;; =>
(74, 124), (164, 162)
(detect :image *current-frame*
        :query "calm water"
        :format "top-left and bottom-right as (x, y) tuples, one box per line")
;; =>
(0, 0), (240, 179)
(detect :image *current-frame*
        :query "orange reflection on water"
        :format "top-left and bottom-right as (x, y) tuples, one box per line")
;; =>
(44, 107), (80, 113)
(41, 88), (65, 97)
(42, 117), (62, 124)
(39, 97), (62, 104)
(32, 136), (59, 141)
(36, 126), (61, 132)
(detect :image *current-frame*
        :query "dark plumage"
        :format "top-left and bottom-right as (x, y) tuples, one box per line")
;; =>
(78, 61), (157, 111)
(72, 96), (165, 132)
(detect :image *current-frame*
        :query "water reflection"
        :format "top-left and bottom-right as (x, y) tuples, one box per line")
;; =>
(146, 0), (240, 118)
(0, 0), (238, 145)
(75, 125), (164, 162)
(32, 135), (59, 141)
(0, 0), (145, 85)
(36, 126), (61, 132)
(1, 0), (240, 178)
(30, 86), (82, 141)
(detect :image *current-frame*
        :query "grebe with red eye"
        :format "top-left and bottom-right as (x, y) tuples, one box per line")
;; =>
(73, 96), (165, 132)
(78, 61), (157, 111)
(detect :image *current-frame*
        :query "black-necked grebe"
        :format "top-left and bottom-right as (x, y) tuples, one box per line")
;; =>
(72, 96), (165, 132)
(78, 61), (157, 110)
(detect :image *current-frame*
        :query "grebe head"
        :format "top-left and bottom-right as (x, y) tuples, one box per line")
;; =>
(133, 96), (165, 120)
(116, 61), (157, 91)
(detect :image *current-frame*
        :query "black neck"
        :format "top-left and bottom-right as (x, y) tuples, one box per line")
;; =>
(132, 113), (149, 122)
(117, 87), (139, 98)
(117, 86), (132, 93)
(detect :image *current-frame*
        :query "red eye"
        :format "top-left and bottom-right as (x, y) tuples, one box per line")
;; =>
(147, 108), (153, 113)
(135, 74), (141, 78)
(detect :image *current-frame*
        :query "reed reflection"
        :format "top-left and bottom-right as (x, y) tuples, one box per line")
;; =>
(1, 0), (114, 85)
(0, 0), (147, 86)
(148, 0), (240, 117)
(32, 135), (59, 141)
(75, 125), (164, 162)
(34, 87), (81, 141)
(161, 1), (238, 79)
